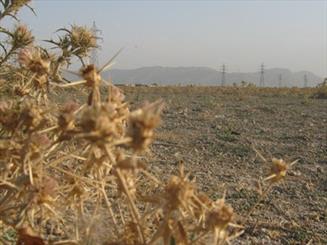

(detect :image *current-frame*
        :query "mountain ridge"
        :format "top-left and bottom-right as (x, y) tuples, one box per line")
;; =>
(64, 66), (323, 87)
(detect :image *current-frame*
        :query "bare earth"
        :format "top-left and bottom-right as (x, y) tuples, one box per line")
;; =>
(122, 86), (326, 244)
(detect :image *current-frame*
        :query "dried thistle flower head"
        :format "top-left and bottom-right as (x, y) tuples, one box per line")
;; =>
(107, 85), (129, 130)
(127, 100), (164, 151)
(265, 158), (288, 183)
(80, 105), (120, 143)
(58, 101), (79, 131)
(109, 85), (125, 104)
(12, 0), (31, 6)
(206, 199), (234, 231)
(19, 134), (49, 163)
(20, 103), (45, 131)
(11, 24), (34, 48)
(165, 176), (194, 210)
(265, 158), (298, 183)
(7, 0), (31, 15)
(0, 100), (20, 131)
(70, 25), (97, 56)
(272, 158), (288, 177)
(203, 198), (235, 244)
(164, 165), (195, 211)
(61, 100), (79, 114)
(81, 64), (101, 87)
(18, 48), (50, 75)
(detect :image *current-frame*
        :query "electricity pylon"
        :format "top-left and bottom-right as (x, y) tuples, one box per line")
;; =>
(304, 73), (308, 87)
(90, 21), (102, 67)
(259, 63), (265, 87)
(221, 64), (226, 86)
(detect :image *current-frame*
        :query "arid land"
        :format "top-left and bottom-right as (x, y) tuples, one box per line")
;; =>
(120, 86), (327, 244)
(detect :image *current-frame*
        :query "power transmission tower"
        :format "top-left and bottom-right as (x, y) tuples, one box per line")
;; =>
(259, 63), (265, 87)
(303, 73), (308, 87)
(278, 74), (282, 88)
(221, 64), (226, 86)
(90, 21), (103, 67)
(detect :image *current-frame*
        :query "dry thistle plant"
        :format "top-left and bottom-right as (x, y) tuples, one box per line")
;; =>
(0, 49), (244, 244)
(0, 0), (34, 67)
(0, 0), (32, 21)
(0, 1), (299, 244)
(312, 78), (327, 99)
(245, 148), (299, 220)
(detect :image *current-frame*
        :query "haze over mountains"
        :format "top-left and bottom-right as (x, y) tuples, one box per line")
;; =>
(102, 67), (323, 87)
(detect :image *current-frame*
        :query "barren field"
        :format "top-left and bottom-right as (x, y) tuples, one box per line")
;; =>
(122, 86), (326, 244)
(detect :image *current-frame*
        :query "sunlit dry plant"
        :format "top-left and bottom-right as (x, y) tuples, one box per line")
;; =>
(45, 25), (97, 81)
(127, 100), (164, 151)
(0, 0), (32, 21)
(0, 2), (299, 244)
(253, 148), (298, 186)
(18, 47), (50, 75)
(205, 199), (234, 244)
(246, 147), (299, 219)
(57, 100), (79, 133)
(70, 25), (97, 57)
(10, 24), (34, 48)
(15, 47), (52, 100)
(264, 158), (297, 183)
(0, 2), (33, 84)
(0, 24), (34, 66)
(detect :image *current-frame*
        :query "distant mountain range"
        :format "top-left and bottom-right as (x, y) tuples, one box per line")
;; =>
(100, 67), (322, 87)
(63, 66), (323, 87)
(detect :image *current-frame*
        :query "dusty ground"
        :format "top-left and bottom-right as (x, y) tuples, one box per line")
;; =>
(122, 86), (327, 244)
(1, 85), (325, 244)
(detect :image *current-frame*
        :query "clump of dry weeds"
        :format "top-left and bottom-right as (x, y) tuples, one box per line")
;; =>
(0, 1), (300, 244)
(311, 78), (327, 99)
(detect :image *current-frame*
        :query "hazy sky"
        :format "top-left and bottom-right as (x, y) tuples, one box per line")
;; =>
(14, 0), (327, 77)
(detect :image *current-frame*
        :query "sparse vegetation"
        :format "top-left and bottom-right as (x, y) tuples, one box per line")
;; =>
(312, 78), (327, 99)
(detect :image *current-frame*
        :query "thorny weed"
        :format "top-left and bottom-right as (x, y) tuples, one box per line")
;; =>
(0, 1), (301, 244)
